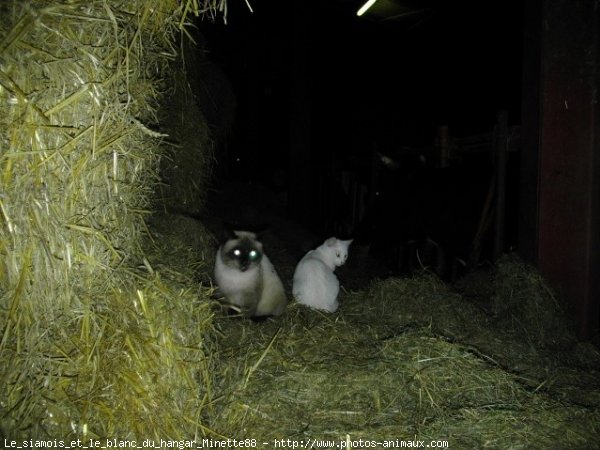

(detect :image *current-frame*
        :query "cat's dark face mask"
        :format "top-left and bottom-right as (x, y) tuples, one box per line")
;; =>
(230, 246), (262, 272)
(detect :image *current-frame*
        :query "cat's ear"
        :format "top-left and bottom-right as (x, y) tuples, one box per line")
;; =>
(252, 223), (269, 242)
(233, 230), (258, 240)
(339, 239), (353, 249)
(251, 230), (264, 242)
(325, 237), (338, 247)
(222, 227), (238, 242)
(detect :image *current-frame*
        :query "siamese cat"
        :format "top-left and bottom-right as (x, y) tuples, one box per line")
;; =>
(292, 237), (353, 313)
(214, 230), (287, 318)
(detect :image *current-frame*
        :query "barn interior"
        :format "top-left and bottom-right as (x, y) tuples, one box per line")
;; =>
(199, 0), (598, 340)
(1, 0), (599, 445)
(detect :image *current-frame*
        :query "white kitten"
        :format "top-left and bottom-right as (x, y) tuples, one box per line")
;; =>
(292, 237), (353, 313)
(214, 230), (287, 317)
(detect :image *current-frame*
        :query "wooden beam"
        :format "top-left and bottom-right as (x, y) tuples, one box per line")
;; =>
(536, 0), (600, 341)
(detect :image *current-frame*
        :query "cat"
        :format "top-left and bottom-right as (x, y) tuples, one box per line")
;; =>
(292, 237), (353, 313)
(214, 230), (287, 318)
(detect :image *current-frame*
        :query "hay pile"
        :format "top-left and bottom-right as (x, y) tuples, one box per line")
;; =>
(0, 0), (223, 439)
(209, 255), (600, 448)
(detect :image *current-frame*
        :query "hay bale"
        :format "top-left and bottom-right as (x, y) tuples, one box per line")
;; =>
(157, 40), (215, 216)
(144, 212), (218, 286)
(157, 29), (236, 214)
(0, 0), (224, 439)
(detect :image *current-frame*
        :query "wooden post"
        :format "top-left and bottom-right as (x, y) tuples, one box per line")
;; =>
(531, 0), (600, 341)
(493, 110), (508, 260)
(519, 0), (542, 265)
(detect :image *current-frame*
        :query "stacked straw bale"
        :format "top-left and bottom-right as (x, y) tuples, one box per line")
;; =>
(0, 0), (223, 439)
(157, 29), (231, 216)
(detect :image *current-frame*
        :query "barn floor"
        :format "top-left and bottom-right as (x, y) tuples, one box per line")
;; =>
(147, 177), (600, 448)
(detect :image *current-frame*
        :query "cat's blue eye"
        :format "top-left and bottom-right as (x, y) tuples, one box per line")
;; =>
(249, 250), (258, 260)
(234, 249), (241, 256)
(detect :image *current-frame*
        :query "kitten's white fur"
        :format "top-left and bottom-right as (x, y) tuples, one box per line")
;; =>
(292, 237), (352, 313)
(214, 231), (287, 317)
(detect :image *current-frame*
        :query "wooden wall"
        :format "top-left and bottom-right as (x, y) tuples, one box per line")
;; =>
(520, 0), (600, 341)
